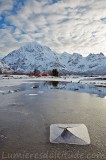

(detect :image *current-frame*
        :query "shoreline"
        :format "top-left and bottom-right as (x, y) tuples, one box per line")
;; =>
(0, 75), (106, 98)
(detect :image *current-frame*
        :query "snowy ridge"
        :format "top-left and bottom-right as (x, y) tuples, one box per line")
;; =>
(2, 42), (106, 75)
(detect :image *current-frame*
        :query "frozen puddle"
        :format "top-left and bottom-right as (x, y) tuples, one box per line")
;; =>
(0, 90), (18, 95)
(28, 93), (38, 96)
(38, 91), (44, 94)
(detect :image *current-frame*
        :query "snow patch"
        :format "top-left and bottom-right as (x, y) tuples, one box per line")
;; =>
(28, 94), (38, 96)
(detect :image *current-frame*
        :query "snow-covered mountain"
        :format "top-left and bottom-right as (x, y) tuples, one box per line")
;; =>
(0, 61), (13, 73)
(2, 42), (68, 74)
(59, 52), (106, 74)
(2, 42), (106, 75)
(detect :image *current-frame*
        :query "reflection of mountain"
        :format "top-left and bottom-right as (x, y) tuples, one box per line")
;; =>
(49, 81), (59, 87)
(33, 81), (106, 97)
(2, 42), (106, 75)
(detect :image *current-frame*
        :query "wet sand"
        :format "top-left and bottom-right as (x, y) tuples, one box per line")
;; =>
(0, 83), (106, 160)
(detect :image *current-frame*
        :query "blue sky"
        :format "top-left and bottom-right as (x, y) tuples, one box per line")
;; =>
(0, 0), (106, 56)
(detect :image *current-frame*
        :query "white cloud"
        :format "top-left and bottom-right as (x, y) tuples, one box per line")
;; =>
(0, 0), (106, 56)
(0, 28), (20, 54)
(0, 0), (14, 15)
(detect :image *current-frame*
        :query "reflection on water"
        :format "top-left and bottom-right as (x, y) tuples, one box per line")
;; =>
(33, 81), (60, 89)
(48, 81), (59, 87)
(32, 81), (106, 98)
(1, 80), (106, 98)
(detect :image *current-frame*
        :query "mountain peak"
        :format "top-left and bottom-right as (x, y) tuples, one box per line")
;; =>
(20, 42), (52, 53)
(87, 52), (105, 60)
